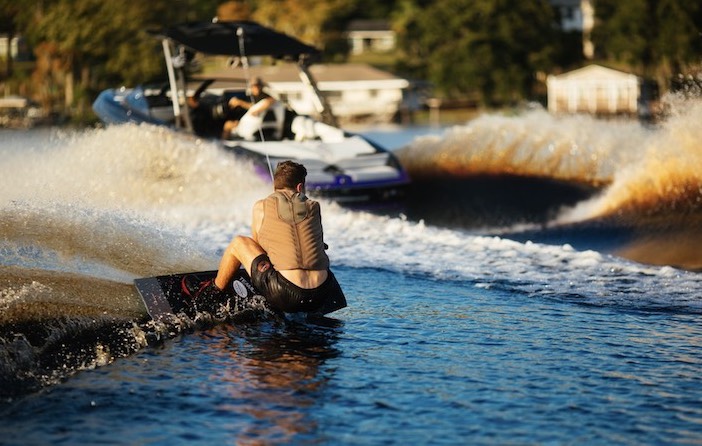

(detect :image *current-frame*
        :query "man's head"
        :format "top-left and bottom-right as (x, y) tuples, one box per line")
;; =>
(274, 160), (307, 191)
(250, 77), (265, 94)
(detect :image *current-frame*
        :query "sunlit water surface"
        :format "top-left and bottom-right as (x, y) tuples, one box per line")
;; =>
(1, 107), (702, 444)
(3, 266), (701, 445)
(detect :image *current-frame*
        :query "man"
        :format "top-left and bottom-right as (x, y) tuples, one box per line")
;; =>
(185, 79), (247, 139)
(222, 77), (277, 139)
(184, 160), (345, 315)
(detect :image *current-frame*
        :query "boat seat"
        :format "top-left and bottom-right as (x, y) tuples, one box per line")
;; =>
(291, 116), (345, 142)
(259, 101), (286, 140)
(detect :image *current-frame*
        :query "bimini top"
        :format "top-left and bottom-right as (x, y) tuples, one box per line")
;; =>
(162, 21), (320, 61)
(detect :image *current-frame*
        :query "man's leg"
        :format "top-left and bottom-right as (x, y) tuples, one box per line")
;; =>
(214, 235), (265, 290)
(222, 119), (239, 139)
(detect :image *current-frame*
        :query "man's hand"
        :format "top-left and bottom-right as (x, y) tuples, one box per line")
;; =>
(228, 97), (244, 108)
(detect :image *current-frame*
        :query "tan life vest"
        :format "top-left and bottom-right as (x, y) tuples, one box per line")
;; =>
(258, 191), (330, 271)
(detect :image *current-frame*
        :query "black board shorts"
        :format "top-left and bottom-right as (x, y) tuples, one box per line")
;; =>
(250, 254), (344, 313)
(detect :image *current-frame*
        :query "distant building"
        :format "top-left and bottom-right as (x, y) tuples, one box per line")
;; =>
(547, 65), (640, 115)
(550, 0), (584, 31)
(549, 0), (595, 59)
(0, 35), (32, 61)
(0, 95), (46, 128)
(0, 36), (18, 59)
(345, 20), (396, 55)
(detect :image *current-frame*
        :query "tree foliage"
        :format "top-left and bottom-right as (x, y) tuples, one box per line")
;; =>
(250, 0), (358, 51)
(247, 0), (399, 52)
(592, 0), (702, 83)
(2, 0), (702, 114)
(5, 0), (220, 113)
(395, 0), (557, 105)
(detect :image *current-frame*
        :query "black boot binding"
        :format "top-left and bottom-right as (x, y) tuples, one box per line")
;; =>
(181, 276), (227, 317)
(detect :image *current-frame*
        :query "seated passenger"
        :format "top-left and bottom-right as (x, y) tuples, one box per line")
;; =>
(223, 77), (277, 139)
(186, 80), (246, 138)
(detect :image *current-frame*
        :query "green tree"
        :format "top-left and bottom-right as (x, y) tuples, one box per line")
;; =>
(6, 0), (220, 116)
(395, 0), (557, 106)
(592, 0), (702, 83)
(0, 0), (21, 80)
(251, 0), (358, 50)
(321, 0), (401, 61)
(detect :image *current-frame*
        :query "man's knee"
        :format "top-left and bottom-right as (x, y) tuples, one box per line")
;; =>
(230, 236), (265, 270)
(232, 235), (253, 249)
(223, 236), (247, 257)
(230, 235), (260, 255)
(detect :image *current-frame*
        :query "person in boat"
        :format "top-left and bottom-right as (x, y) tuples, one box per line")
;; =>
(183, 160), (345, 315)
(222, 77), (277, 139)
(186, 79), (247, 138)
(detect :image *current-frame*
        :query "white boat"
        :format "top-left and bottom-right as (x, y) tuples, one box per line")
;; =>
(92, 20), (409, 206)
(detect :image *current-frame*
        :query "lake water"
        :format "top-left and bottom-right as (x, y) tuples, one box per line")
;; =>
(1, 104), (701, 445)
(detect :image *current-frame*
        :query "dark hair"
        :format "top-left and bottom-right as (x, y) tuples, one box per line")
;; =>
(274, 160), (307, 189)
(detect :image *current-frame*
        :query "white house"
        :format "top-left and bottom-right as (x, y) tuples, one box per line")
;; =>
(547, 65), (640, 115)
(201, 63), (409, 123)
(345, 20), (396, 55)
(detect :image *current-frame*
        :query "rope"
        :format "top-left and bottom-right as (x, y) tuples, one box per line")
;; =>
(237, 26), (274, 183)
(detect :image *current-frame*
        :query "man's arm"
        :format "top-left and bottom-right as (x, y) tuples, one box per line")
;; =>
(251, 200), (264, 242)
(251, 97), (275, 116)
(228, 97), (253, 110)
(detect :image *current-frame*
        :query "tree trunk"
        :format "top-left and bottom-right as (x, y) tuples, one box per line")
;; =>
(4, 31), (14, 95)
(80, 65), (90, 116)
(65, 69), (74, 109)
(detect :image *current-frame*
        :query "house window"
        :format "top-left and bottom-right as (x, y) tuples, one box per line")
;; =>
(324, 91), (343, 100)
(562, 6), (575, 20)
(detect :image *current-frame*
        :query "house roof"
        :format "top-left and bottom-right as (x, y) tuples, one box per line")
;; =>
(346, 20), (391, 32)
(549, 0), (581, 8)
(196, 63), (406, 86)
(549, 64), (638, 81)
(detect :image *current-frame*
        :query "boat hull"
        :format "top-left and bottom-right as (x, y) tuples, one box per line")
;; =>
(225, 138), (409, 209)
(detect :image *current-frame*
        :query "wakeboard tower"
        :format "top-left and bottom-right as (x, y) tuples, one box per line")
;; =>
(134, 268), (347, 322)
(92, 20), (409, 209)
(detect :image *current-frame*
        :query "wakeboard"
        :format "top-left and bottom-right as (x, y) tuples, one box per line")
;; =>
(134, 268), (347, 321)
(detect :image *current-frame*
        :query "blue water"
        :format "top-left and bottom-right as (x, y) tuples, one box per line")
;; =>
(2, 115), (702, 444)
(3, 266), (702, 445)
